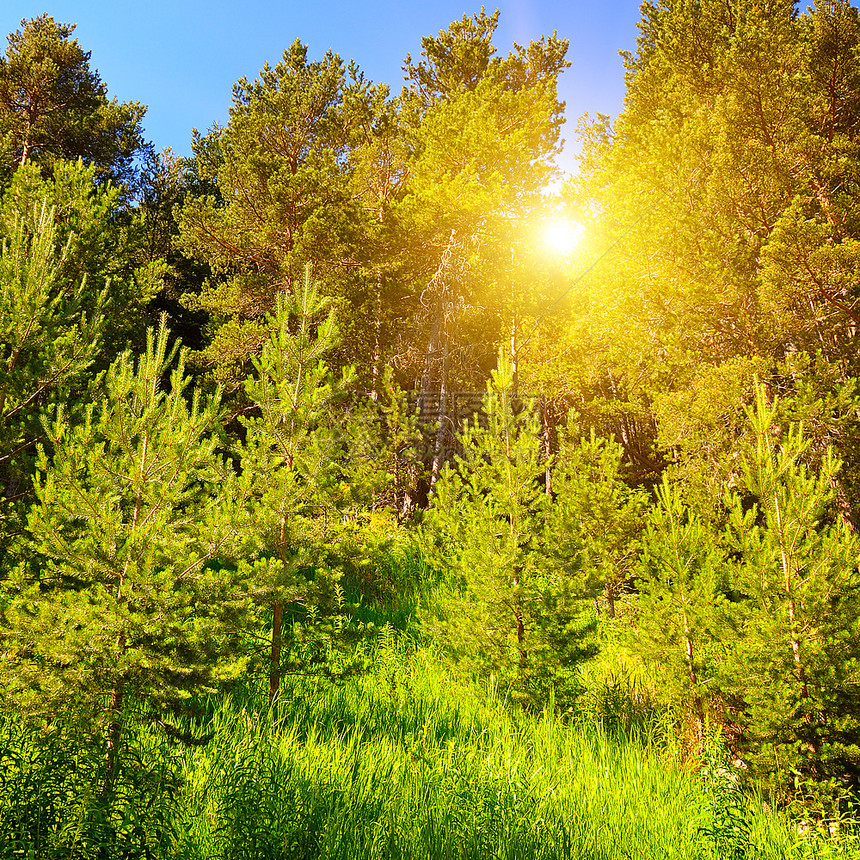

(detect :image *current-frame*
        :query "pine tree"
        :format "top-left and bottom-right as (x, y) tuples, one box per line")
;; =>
(237, 265), (355, 704)
(0, 15), (145, 188)
(397, 12), (570, 393)
(0, 182), (105, 557)
(177, 40), (374, 389)
(0, 160), (164, 562)
(0, 321), (242, 794)
(632, 477), (730, 746)
(420, 358), (557, 700)
(723, 386), (860, 802)
(547, 432), (649, 619)
(560, 0), (860, 493)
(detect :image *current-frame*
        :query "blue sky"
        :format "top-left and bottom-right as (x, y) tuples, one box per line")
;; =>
(4, 1), (642, 175)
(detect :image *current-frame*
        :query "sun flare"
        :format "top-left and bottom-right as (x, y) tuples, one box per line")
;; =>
(542, 219), (584, 256)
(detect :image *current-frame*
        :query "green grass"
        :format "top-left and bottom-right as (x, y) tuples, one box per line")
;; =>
(170, 651), (860, 860)
(2, 649), (858, 859)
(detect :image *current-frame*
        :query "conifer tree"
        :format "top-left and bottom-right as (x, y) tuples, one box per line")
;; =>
(632, 477), (730, 745)
(547, 432), (648, 619)
(0, 182), (105, 558)
(724, 387), (860, 800)
(398, 12), (569, 392)
(420, 359), (555, 698)
(237, 266), (355, 704)
(0, 322), (241, 794)
(0, 15), (145, 187)
(177, 40), (374, 389)
(560, 0), (860, 492)
(0, 160), (164, 561)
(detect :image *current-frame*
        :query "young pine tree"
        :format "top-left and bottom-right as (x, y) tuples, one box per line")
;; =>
(0, 195), (105, 547)
(0, 322), (242, 794)
(533, 432), (647, 708)
(724, 386), (860, 802)
(546, 431), (648, 619)
(632, 477), (731, 747)
(420, 358), (557, 701)
(238, 266), (356, 704)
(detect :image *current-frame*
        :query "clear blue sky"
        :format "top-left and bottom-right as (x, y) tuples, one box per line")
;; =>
(3, 1), (642, 175)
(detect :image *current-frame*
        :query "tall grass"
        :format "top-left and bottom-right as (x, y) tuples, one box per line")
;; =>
(0, 709), (183, 858)
(168, 650), (859, 860)
(2, 647), (858, 859)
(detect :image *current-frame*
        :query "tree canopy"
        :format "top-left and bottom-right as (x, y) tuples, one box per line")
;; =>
(0, 15), (146, 188)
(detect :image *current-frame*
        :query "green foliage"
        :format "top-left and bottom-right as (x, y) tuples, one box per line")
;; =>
(632, 478), (732, 743)
(396, 12), (570, 388)
(237, 265), (360, 699)
(420, 359), (551, 688)
(561, 0), (860, 492)
(0, 15), (145, 188)
(4, 3), (860, 834)
(0, 193), (105, 462)
(546, 430), (649, 616)
(722, 387), (860, 804)
(129, 146), (214, 350)
(0, 159), (160, 344)
(178, 40), (376, 388)
(10, 655), (857, 860)
(0, 711), (184, 858)
(177, 12), (571, 393)
(698, 729), (755, 860)
(176, 686), (712, 860)
(0, 158), (165, 580)
(0, 321), (243, 733)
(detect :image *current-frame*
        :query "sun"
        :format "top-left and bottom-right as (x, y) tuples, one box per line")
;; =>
(542, 218), (584, 257)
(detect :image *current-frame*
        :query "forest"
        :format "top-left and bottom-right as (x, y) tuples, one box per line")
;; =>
(1, 3), (860, 858)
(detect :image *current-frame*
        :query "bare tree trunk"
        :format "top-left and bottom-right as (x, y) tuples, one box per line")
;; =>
(683, 610), (704, 750)
(429, 338), (449, 494)
(269, 602), (283, 706)
(19, 133), (31, 166)
(408, 230), (458, 513)
(510, 317), (518, 395)
(605, 589), (617, 619)
(417, 313), (442, 424)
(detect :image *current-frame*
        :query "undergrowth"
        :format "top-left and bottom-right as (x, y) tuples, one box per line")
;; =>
(2, 642), (858, 859)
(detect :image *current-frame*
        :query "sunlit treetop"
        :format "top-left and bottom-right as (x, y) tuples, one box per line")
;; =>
(0, 14), (146, 188)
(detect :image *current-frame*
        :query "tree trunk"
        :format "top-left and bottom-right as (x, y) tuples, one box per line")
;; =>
(683, 610), (704, 749)
(100, 679), (124, 801)
(516, 607), (526, 668)
(269, 602), (283, 706)
(417, 309), (443, 428)
(774, 491), (818, 753)
(831, 475), (859, 533)
(512, 573), (526, 668)
(542, 398), (555, 496)
(510, 317), (518, 395)
(370, 269), (384, 401)
(429, 338), (450, 494)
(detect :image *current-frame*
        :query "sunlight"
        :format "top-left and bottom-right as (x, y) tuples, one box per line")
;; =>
(542, 218), (585, 257)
